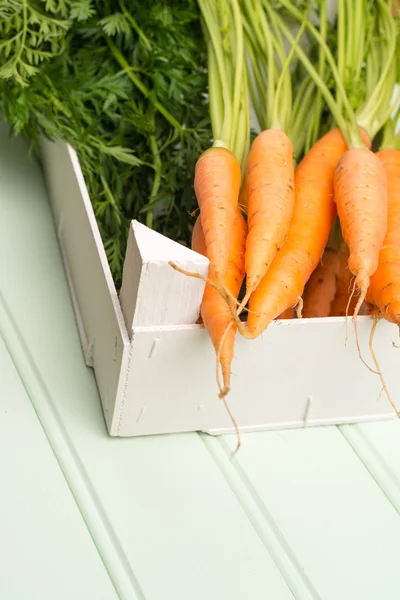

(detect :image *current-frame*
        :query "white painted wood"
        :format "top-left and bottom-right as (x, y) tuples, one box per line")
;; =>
(39, 138), (130, 430)
(119, 220), (208, 332)
(115, 316), (397, 437)
(39, 136), (398, 439)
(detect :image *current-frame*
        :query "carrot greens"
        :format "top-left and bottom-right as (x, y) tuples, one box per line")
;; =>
(0, 1), (211, 288)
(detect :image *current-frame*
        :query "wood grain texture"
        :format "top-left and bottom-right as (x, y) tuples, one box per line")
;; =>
(0, 335), (120, 600)
(221, 427), (400, 600)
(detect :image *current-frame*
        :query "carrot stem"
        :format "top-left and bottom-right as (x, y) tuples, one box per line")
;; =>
(199, 0), (249, 166)
(272, 0), (362, 148)
(106, 38), (183, 133)
(336, 0), (345, 110)
(207, 38), (224, 141)
(290, 77), (316, 158)
(272, 14), (307, 131)
(243, 0), (309, 140)
(379, 97), (400, 150)
(243, 28), (265, 129)
(118, 0), (152, 51)
(306, 0), (327, 152)
(147, 114), (161, 229)
(356, 0), (398, 137)
(230, 0), (244, 142)
(198, 0), (232, 149)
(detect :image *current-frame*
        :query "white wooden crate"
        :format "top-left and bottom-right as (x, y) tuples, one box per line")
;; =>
(39, 138), (398, 437)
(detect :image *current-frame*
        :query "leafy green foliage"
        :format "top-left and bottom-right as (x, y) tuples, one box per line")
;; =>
(0, 0), (210, 288)
(0, 0), (73, 85)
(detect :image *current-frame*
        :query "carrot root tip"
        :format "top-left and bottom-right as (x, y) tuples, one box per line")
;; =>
(296, 297), (303, 319)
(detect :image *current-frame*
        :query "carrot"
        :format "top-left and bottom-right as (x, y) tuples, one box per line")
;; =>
(328, 244), (367, 316)
(274, 0), (394, 326)
(366, 149), (400, 325)
(333, 147), (388, 320)
(330, 246), (356, 316)
(302, 248), (340, 318)
(276, 308), (294, 320)
(238, 183), (248, 212)
(361, 146), (400, 418)
(194, 147), (241, 282)
(266, 4), (389, 339)
(234, 3), (308, 316)
(240, 129), (295, 308)
(239, 127), (368, 338)
(191, 209), (247, 396)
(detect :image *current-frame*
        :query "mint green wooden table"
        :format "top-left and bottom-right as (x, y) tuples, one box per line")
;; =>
(1, 122), (400, 600)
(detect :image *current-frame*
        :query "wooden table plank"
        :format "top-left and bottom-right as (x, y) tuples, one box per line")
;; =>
(224, 427), (400, 600)
(0, 337), (119, 600)
(340, 420), (400, 513)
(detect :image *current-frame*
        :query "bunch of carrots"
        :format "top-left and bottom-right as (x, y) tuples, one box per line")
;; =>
(171, 0), (400, 434)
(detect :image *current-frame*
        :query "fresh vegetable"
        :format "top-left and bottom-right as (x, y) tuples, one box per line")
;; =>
(236, 3), (309, 315)
(240, 129), (294, 312)
(329, 245), (365, 317)
(191, 209), (246, 398)
(275, 2), (397, 342)
(244, 127), (355, 337)
(366, 148), (400, 325)
(194, 147), (241, 281)
(334, 148), (388, 319)
(362, 114), (400, 418)
(303, 248), (340, 319)
(331, 0), (399, 322)
(188, 0), (250, 403)
(277, 308), (294, 320)
(0, 1), (211, 287)
(192, 0), (249, 283)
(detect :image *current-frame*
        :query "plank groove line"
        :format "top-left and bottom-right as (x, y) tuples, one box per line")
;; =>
(0, 289), (145, 600)
(339, 424), (400, 515)
(201, 433), (322, 600)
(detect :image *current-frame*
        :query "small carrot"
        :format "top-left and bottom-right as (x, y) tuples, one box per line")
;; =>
(276, 308), (294, 320)
(236, 5), (307, 316)
(333, 147), (388, 319)
(302, 248), (340, 318)
(191, 209), (247, 396)
(366, 149), (400, 325)
(329, 244), (367, 316)
(238, 129), (295, 313)
(240, 128), (368, 337)
(238, 183), (248, 212)
(194, 147), (241, 282)
(329, 245), (355, 316)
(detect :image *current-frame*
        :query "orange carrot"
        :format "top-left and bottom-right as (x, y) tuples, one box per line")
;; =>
(329, 244), (366, 316)
(276, 308), (294, 319)
(239, 129), (294, 310)
(330, 245), (355, 316)
(194, 147), (241, 281)
(239, 183), (248, 212)
(191, 209), (247, 395)
(302, 248), (340, 318)
(366, 149), (400, 325)
(333, 147), (388, 319)
(240, 128), (370, 337)
(362, 148), (400, 418)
